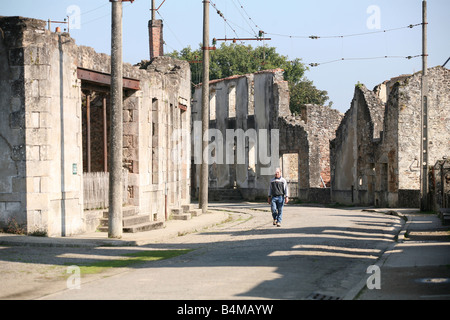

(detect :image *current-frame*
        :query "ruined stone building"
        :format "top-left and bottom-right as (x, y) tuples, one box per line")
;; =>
(192, 65), (449, 209)
(191, 69), (343, 202)
(1, 15), (447, 239)
(330, 66), (450, 208)
(0, 16), (193, 236)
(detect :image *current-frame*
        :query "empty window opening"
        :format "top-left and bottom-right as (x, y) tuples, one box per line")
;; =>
(210, 90), (216, 121)
(228, 84), (236, 118)
(152, 98), (159, 185)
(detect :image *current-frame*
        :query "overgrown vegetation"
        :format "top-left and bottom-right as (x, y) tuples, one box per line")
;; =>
(1, 218), (26, 235)
(0, 218), (47, 237)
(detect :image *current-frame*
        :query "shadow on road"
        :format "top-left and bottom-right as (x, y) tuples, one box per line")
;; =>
(0, 204), (405, 300)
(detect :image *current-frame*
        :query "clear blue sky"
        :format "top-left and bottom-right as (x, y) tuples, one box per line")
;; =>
(1, 0), (449, 113)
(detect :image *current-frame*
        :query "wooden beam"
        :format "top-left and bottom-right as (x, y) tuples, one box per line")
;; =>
(86, 92), (91, 173)
(77, 67), (140, 91)
(103, 94), (108, 173)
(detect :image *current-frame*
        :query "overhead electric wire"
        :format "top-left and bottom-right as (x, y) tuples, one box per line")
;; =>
(82, 2), (134, 26)
(156, 10), (185, 50)
(209, 0), (271, 68)
(235, 0), (262, 33)
(80, 3), (110, 17)
(308, 54), (422, 67)
(230, 0), (258, 37)
(225, 17), (259, 37)
(265, 23), (423, 40)
(442, 56), (450, 68)
(210, 0), (243, 43)
(221, 1), (423, 68)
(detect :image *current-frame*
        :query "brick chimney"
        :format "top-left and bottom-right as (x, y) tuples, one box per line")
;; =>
(149, 19), (164, 59)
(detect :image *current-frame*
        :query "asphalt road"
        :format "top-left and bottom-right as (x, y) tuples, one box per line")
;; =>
(1, 203), (406, 300)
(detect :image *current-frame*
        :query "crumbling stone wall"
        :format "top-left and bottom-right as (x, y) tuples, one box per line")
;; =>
(331, 66), (450, 208)
(0, 16), (191, 236)
(280, 105), (343, 202)
(331, 84), (386, 205)
(298, 104), (343, 187)
(192, 69), (343, 202)
(0, 16), (84, 236)
(0, 17), (26, 230)
(192, 70), (285, 200)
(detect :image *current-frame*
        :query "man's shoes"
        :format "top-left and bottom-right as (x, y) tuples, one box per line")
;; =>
(273, 220), (277, 225)
(276, 222), (281, 227)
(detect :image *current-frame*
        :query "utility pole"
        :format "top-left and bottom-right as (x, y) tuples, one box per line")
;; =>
(420, 0), (429, 211)
(109, 0), (124, 238)
(151, 0), (156, 20)
(200, 0), (210, 214)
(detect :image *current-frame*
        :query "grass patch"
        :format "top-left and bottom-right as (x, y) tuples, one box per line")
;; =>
(77, 249), (193, 275)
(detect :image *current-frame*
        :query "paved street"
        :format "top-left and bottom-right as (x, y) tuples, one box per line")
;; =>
(1, 203), (448, 300)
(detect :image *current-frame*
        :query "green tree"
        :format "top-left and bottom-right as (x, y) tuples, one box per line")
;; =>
(168, 43), (331, 113)
(289, 79), (332, 115)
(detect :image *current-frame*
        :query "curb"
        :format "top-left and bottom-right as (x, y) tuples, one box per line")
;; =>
(0, 211), (231, 248)
(342, 211), (407, 300)
(0, 234), (137, 248)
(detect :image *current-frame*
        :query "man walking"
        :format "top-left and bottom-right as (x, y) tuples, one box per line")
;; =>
(268, 168), (289, 227)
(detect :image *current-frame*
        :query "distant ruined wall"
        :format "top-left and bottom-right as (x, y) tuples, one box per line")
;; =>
(279, 104), (343, 202)
(331, 66), (450, 208)
(192, 70), (287, 200)
(192, 70), (343, 202)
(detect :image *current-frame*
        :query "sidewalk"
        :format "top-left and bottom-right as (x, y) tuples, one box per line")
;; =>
(355, 210), (450, 300)
(0, 209), (231, 248)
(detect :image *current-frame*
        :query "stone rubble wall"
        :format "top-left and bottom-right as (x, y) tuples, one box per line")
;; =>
(192, 69), (344, 202)
(0, 16), (191, 236)
(331, 66), (450, 208)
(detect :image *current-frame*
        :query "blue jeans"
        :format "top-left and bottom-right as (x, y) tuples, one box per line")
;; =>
(271, 196), (285, 223)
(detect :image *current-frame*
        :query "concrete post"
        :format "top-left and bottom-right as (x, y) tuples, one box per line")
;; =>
(152, 0), (156, 20)
(420, 0), (429, 211)
(200, 0), (210, 214)
(109, 0), (123, 238)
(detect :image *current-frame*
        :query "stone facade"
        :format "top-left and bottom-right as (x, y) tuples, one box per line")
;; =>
(0, 16), (191, 236)
(191, 69), (343, 202)
(331, 66), (450, 208)
(192, 71), (283, 200)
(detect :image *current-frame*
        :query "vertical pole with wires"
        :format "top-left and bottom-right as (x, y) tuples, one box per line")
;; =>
(151, 0), (156, 20)
(109, 0), (124, 238)
(200, 0), (210, 214)
(420, 0), (429, 211)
